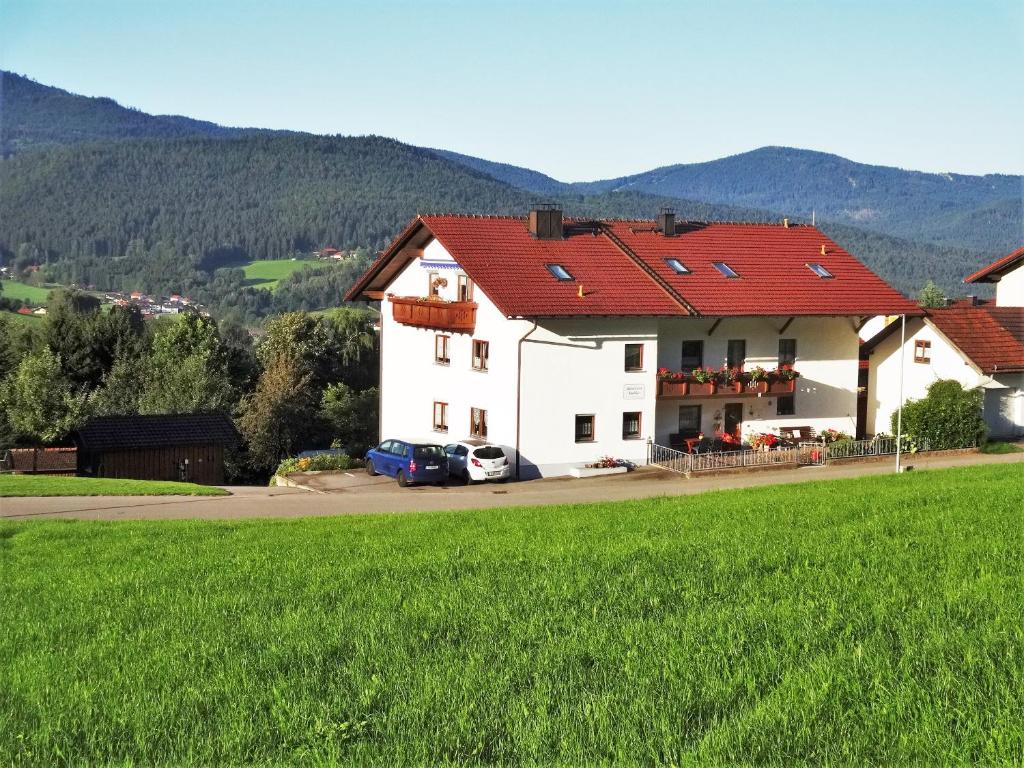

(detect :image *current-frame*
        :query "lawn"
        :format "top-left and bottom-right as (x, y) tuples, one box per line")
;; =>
(981, 441), (1024, 454)
(1, 309), (43, 325)
(241, 258), (314, 290)
(0, 280), (55, 304)
(0, 474), (228, 497)
(1, 464), (1022, 765)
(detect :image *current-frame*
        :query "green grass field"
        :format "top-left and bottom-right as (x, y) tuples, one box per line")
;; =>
(0, 280), (55, 304)
(982, 441), (1024, 454)
(0, 475), (228, 497)
(1, 309), (44, 325)
(241, 258), (314, 290)
(1, 464), (1022, 765)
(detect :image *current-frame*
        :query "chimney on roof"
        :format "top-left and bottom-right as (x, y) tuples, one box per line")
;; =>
(528, 203), (563, 240)
(657, 207), (676, 236)
(968, 294), (979, 306)
(783, 217), (790, 228)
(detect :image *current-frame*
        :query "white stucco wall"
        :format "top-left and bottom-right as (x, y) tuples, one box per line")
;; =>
(653, 317), (860, 442)
(517, 318), (659, 478)
(865, 319), (1024, 438)
(379, 239), (526, 460)
(995, 263), (1024, 307)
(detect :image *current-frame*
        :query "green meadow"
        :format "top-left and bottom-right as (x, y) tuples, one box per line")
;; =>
(1, 464), (1022, 765)
(0, 280), (55, 304)
(241, 258), (314, 290)
(0, 475), (228, 497)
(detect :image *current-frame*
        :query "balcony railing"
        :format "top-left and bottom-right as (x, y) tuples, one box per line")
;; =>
(389, 296), (477, 333)
(657, 378), (796, 399)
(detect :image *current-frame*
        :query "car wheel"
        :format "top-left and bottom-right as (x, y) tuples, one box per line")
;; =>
(463, 470), (477, 486)
(366, 460), (377, 477)
(396, 470), (408, 488)
(435, 480), (446, 487)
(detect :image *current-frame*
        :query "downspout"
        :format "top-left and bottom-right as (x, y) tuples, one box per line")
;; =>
(515, 319), (540, 480)
(895, 313), (906, 473)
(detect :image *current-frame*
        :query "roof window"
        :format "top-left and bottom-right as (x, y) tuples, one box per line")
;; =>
(807, 263), (834, 279)
(712, 262), (739, 278)
(664, 258), (690, 274)
(546, 264), (574, 281)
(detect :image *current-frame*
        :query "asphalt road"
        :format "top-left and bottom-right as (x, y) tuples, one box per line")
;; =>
(2, 449), (1021, 521)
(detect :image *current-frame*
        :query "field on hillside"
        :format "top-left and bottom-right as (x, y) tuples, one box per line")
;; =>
(2, 464), (1022, 765)
(1, 309), (43, 325)
(0, 280), (54, 303)
(241, 258), (314, 290)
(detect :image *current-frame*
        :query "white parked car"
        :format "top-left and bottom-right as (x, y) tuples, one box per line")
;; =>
(444, 440), (511, 483)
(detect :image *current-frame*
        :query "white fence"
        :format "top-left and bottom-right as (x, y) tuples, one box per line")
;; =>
(648, 436), (944, 474)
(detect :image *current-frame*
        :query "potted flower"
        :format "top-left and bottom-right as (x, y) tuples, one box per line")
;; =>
(768, 364), (800, 393)
(690, 367), (717, 395)
(747, 365), (769, 393)
(658, 368), (688, 397)
(719, 365), (744, 393)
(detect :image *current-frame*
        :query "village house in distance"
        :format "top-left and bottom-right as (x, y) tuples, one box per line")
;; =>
(864, 246), (1024, 439)
(347, 206), (920, 478)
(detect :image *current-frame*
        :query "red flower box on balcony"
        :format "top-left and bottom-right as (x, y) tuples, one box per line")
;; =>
(389, 296), (477, 333)
(690, 382), (717, 396)
(658, 379), (689, 397)
(768, 379), (796, 394)
(748, 380), (769, 394)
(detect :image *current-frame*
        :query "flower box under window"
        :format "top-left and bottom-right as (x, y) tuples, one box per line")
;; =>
(390, 295), (477, 333)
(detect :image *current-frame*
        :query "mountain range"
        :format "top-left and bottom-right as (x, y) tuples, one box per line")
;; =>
(1, 70), (1019, 315)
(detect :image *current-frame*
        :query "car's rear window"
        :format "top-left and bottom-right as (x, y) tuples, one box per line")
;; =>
(473, 446), (505, 460)
(414, 446), (445, 460)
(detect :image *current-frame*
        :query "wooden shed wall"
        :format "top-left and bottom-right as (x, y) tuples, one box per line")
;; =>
(87, 445), (225, 484)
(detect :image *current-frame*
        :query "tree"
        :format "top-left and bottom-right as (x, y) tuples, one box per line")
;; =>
(90, 358), (143, 416)
(139, 314), (233, 414)
(236, 354), (318, 473)
(892, 379), (986, 450)
(42, 289), (105, 387)
(0, 347), (88, 443)
(917, 280), (946, 308)
(319, 383), (379, 457)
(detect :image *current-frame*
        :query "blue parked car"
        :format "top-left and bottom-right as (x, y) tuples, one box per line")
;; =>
(365, 440), (449, 487)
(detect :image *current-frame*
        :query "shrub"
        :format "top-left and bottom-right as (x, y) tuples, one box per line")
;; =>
(892, 379), (986, 450)
(273, 452), (361, 478)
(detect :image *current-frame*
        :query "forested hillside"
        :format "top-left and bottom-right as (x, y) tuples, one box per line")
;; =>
(0, 72), (260, 153)
(439, 146), (1022, 255)
(0, 71), (1006, 318)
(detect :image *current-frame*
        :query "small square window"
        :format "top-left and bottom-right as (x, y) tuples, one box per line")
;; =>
(472, 339), (489, 371)
(914, 339), (931, 364)
(434, 334), (450, 365)
(575, 414), (595, 443)
(433, 401), (448, 432)
(665, 258), (690, 274)
(624, 343), (643, 371)
(777, 395), (795, 416)
(470, 407), (488, 438)
(546, 264), (574, 281)
(713, 262), (739, 278)
(807, 263), (834, 279)
(622, 411), (642, 440)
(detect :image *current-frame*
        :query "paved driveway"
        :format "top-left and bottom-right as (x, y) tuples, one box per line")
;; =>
(2, 450), (1021, 521)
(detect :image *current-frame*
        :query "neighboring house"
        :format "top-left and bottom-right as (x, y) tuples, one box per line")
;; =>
(863, 246), (1024, 439)
(1, 447), (78, 476)
(74, 413), (238, 485)
(346, 207), (919, 478)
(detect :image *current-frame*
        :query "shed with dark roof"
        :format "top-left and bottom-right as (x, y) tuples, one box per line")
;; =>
(74, 413), (238, 485)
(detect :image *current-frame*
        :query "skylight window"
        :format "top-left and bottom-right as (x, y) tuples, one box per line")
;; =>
(712, 262), (739, 278)
(665, 258), (691, 274)
(807, 263), (834, 279)
(546, 264), (574, 281)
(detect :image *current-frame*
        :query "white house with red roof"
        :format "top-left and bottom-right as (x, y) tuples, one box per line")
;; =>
(347, 206), (920, 478)
(864, 246), (1024, 439)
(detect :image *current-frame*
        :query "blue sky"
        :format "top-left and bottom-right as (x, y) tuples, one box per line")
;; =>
(2, 0), (1021, 180)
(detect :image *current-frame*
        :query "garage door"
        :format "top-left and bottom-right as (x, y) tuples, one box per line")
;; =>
(984, 388), (1022, 438)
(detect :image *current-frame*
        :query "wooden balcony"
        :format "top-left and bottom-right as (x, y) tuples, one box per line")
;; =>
(657, 379), (796, 399)
(389, 296), (477, 333)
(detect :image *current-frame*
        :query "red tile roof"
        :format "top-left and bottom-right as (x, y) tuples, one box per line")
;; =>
(964, 245), (1024, 284)
(347, 215), (921, 317)
(927, 306), (1024, 374)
